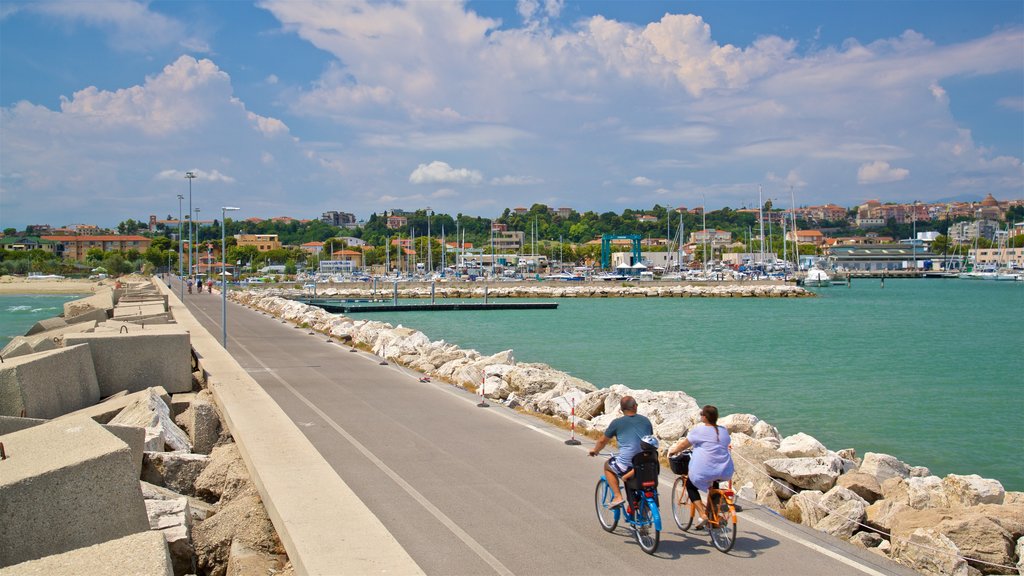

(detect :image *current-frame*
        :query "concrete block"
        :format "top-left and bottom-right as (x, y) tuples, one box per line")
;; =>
(110, 388), (190, 452)
(0, 415), (46, 435)
(0, 344), (101, 418)
(65, 307), (110, 325)
(105, 423), (146, 478)
(142, 452), (210, 496)
(4, 321), (98, 357)
(170, 392), (196, 418)
(176, 391), (221, 455)
(63, 331), (192, 396)
(0, 531), (173, 576)
(24, 316), (66, 336)
(0, 417), (139, 475)
(64, 290), (115, 321)
(145, 498), (195, 576)
(113, 303), (168, 318)
(141, 481), (215, 522)
(56, 386), (171, 424)
(0, 417), (150, 567)
(0, 337), (33, 359)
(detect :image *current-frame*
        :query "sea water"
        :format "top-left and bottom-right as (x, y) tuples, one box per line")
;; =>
(346, 279), (1024, 491)
(0, 294), (85, 346)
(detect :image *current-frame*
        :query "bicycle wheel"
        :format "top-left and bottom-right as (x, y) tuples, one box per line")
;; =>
(595, 478), (618, 532)
(671, 476), (694, 531)
(633, 498), (660, 554)
(708, 493), (737, 553)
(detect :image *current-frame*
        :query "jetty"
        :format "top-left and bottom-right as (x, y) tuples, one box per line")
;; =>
(293, 298), (558, 313)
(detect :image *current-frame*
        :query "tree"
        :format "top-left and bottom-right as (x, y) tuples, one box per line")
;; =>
(3, 228), (16, 236)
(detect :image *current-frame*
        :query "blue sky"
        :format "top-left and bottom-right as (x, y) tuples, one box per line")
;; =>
(1, 1), (1022, 229)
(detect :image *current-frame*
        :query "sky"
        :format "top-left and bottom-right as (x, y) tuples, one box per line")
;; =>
(1, 0), (1022, 229)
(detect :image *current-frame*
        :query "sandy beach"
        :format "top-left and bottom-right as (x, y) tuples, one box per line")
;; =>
(0, 275), (110, 294)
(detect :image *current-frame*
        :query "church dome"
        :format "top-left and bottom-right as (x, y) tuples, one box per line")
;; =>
(981, 193), (998, 207)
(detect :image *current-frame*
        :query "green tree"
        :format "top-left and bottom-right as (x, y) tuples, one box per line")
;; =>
(3, 228), (16, 236)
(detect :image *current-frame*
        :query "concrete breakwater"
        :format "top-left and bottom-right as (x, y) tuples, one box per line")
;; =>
(232, 289), (1024, 576)
(0, 280), (289, 576)
(280, 281), (814, 300)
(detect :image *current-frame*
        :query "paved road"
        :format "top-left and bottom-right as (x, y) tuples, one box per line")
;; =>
(181, 286), (914, 575)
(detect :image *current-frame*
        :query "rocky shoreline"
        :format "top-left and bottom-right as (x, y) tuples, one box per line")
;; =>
(231, 289), (1023, 576)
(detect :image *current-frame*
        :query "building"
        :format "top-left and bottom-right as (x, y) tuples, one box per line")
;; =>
(971, 247), (1023, 268)
(321, 211), (356, 226)
(40, 235), (151, 261)
(386, 215), (408, 229)
(784, 229), (825, 246)
(948, 220), (1000, 244)
(555, 207), (574, 219)
(492, 229), (525, 251)
(975, 194), (1005, 221)
(1, 236), (55, 253)
(235, 234), (282, 252)
(636, 214), (658, 223)
(330, 249), (364, 269)
(827, 245), (943, 271)
(300, 241), (325, 256)
(689, 229), (732, 246)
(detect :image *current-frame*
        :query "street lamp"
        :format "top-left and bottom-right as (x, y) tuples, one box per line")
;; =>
(185, 172), (196, 281)
(194, 207), (201, 279)
(177, 194), (184, 301)
(221, 206), (240, 349)
(425, 207), (432, 275)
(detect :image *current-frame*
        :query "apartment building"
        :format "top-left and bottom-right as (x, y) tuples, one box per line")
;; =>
(41, 235), (151, 261)
(235, 234), (282, 252)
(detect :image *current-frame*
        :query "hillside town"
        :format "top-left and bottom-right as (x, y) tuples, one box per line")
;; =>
(3, 195), (1023, 280)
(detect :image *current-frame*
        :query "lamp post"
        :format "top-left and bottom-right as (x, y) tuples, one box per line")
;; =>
(425, 207), (432, 275)
(185, 172), (196, 281)
(194, 207), (201, 280)
(177, 194), (184, 300)
(221, 207), (240, 349)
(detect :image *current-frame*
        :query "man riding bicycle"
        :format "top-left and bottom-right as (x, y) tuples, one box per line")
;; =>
(589, 396), (654, 508)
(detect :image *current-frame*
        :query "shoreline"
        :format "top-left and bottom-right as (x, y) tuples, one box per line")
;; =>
(0, 276), (110, 295)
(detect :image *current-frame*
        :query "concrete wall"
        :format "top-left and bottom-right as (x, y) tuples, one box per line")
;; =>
(0, 345), (101, 418)
(0, 417), (150, 567)
(63, 332), (192, 396)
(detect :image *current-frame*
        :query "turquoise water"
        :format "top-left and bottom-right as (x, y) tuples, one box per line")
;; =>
(346, 280), (1024, 491)
(1, 294), (85, 348)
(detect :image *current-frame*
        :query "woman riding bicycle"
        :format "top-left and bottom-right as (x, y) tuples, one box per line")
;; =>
(667, 405), (734, 523)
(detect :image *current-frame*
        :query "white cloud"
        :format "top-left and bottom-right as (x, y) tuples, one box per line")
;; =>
(155, 169), (236, 183)
(857, 161), (910, 184)
(491, 175), (543, 186)
(997, 96), (1024, 112)
(431, 188), (457, 198)
(765, 170), (806, 189)
(631, 176), (658, 186)
(409, 161), (483, 185)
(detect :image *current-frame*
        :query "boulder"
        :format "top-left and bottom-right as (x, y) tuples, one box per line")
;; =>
(881, 476), (910, 502)
(816, 499), (868, 540)
(764, 455), (843, 492)
(142, 452), (210, 496)
(576, 390), (607, 421)
(192, 487), (285, 576)
(850, 531), (884, 549)
(891, 528), (970, 576)
(907, 476), (945, 509)
(719, 413), (759, 436)
(141, 481), (215, 522)
(751, 420), (782, 448)
(837, 472), (883, 503)
(109, 388), (191, 452)
(859, 452), (910, 484)
(942, 474), (1005, 508)
(865, 498), (913, 533)
(174, 390), (222, 455)
(146, 497), (195, 576)
(786, 490), (826, 527)
(778, 432), (827, 458)
(1016, 536), (1023, 576)
(194, 443), (251, 504)
(730, 440), (786, 510)
(933, 515), (1014, 575)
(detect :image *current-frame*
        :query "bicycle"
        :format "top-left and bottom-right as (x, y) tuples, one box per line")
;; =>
(669, 450), (737, 552)
(594, 452), (662, 554)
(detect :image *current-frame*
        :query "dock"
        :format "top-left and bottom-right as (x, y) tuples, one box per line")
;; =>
(294, 299), (558, 313)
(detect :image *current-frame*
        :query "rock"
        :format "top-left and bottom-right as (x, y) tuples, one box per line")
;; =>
(730, 440), (786, 511)
(142, 452), (210, 496)
(907, 476), (945, 509)
(910, 466), (932, 478)
(1005, 491), (1024, 505)
(194, 443), (251, 504)
(109, 387), (191, 452)
(881, 476), (910, 502)
(576, 390), (607, 421)
(933, 515), (1014, 575)
(836, 448), (857, 462)
(764, 455), (843, 492)
(1016, 536), (1023, 576)
(193, 487), (285, 576)
(141, 480), (215, 522)
(226, 539), (288, 576)
(174, 389), (222, 455)
(859, 452), (910, 484)
(751, 420), (782, 448)
(778, 432), (827, 458)
(850, 531), (884, 549)
(786, 490), (826, 527)
(942, 474), (1005, 508)
(891, 528), (970, 576)
(816, 499), (867, 540)
(865, 498), (913, 533)
(837, 472), (883, 503)
(719, 413), (759, 436)
(146, 497), (195, 576)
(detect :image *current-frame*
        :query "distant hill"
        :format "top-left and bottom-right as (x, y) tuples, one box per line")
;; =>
(933, 193), (985, 203)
